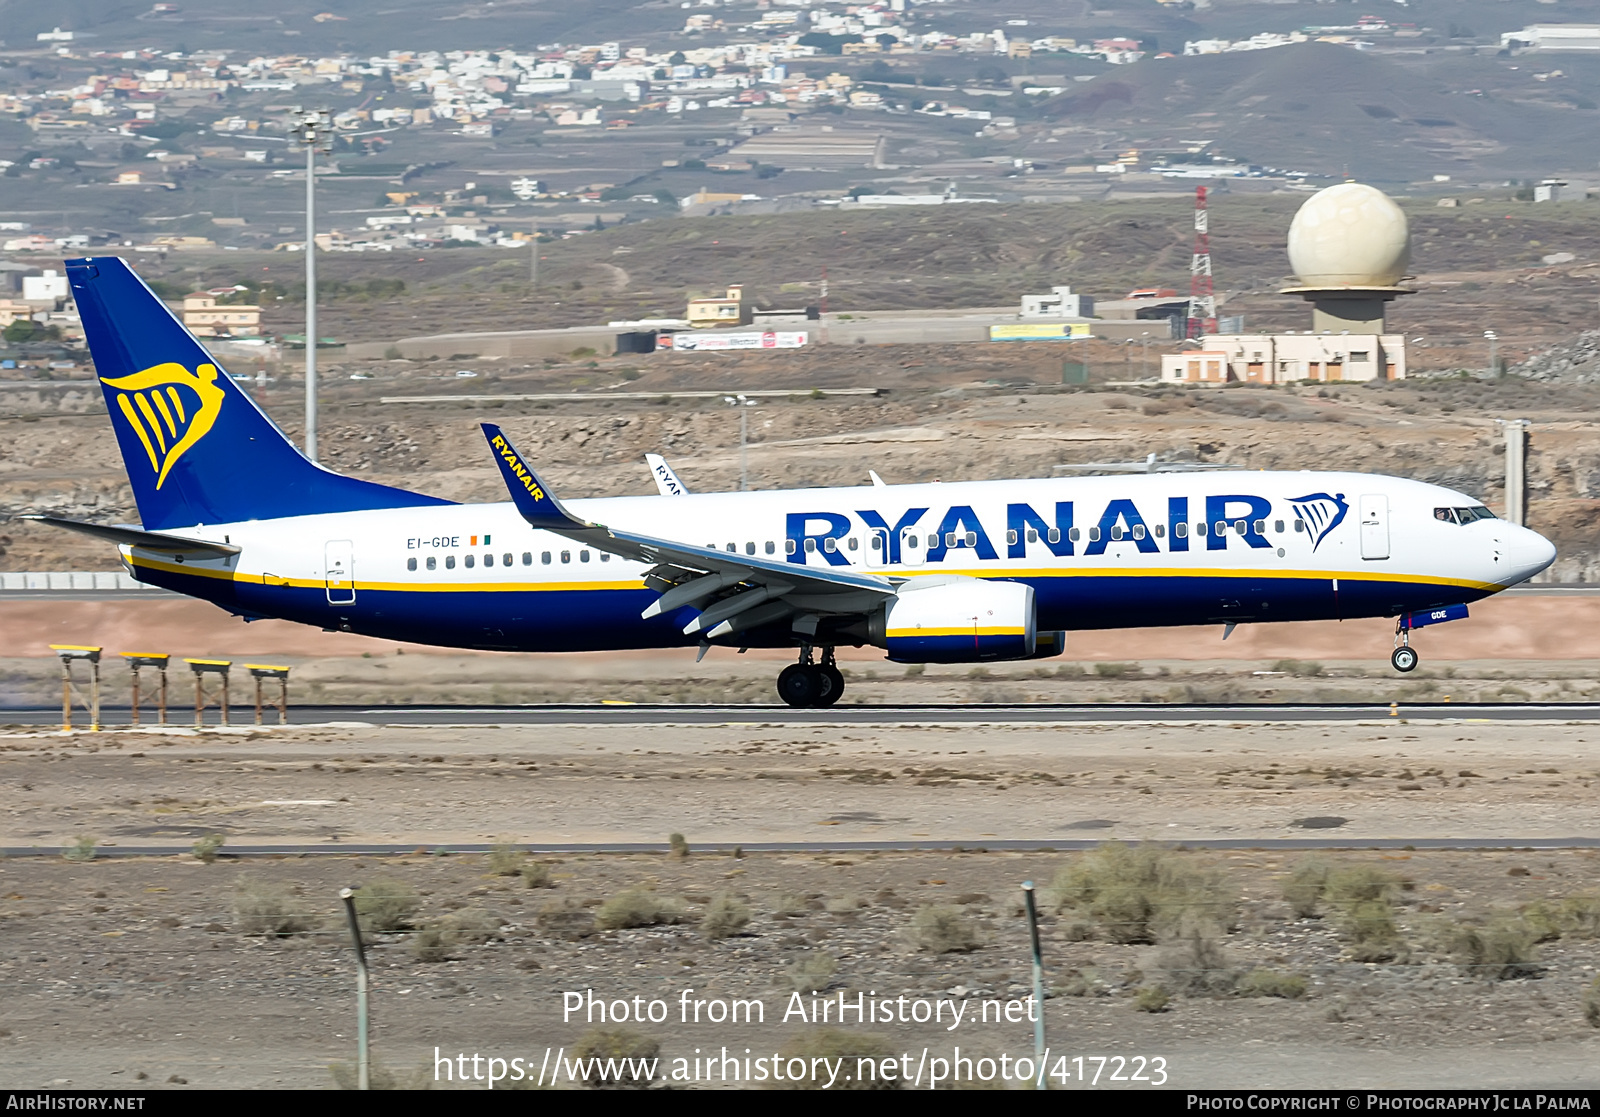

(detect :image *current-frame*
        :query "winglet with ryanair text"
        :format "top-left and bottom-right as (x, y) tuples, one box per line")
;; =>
(481, 423), (591, 530)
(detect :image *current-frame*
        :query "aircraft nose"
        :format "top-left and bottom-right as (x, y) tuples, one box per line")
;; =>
(1504, 526), (1556, 583)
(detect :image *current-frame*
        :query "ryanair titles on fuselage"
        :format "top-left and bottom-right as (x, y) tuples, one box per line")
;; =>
(785, 492), (1346, 566)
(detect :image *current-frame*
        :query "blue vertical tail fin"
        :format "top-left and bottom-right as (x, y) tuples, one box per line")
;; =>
(67, 256), (451, 530)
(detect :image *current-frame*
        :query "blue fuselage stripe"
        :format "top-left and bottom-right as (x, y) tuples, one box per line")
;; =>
(137, 565), (1488, 653)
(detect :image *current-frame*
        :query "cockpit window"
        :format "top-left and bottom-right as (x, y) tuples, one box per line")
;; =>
(1434, 506), (1497, 525)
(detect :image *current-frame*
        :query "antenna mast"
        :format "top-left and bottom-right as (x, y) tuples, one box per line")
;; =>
(1187, 185), (1217, 339)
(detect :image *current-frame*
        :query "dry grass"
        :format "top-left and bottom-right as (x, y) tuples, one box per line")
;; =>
(60, 836), (96, 863)
(911, 905), (982, 953)
(1153, 917), (1235, 996)
(570, 1028), (661, 1088)
(353, 879), (421, 933)
(701, 892), (752, 940)
(1133, 986), (1171, 1013)
(487, 843), (524, 876)
(1236, 969), (1309, 999)
(594, 888), (686, 930)
(767, 1029), (897, 1091)
(190, 835), (224, 864)
(233, 877), (313, 937)
(521, 861), (552, 889)
(1445, 914), (1543, 980)
(1282, 857), (1330, 918)
(1043, 843), (1236, 945)
(786, 951), (839, 994)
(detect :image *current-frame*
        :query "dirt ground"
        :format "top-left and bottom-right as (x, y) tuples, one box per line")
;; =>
(3, 715), (1600, 1090)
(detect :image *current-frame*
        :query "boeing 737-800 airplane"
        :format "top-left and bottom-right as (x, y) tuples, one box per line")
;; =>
(33, 257), (1556, 707)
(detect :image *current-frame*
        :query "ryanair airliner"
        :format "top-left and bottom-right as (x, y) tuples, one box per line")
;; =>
(34, 257), (1556, 707)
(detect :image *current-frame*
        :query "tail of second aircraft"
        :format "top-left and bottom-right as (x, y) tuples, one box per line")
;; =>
(67, 256), (451, 530)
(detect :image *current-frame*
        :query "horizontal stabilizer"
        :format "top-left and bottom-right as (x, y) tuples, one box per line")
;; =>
(22, 515), (241, 556)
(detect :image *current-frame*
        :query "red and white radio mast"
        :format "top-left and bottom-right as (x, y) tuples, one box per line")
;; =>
(1187, 185), (1217, 338)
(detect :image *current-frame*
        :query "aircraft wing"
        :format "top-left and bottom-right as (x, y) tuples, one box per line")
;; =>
(21, 514), (242, 556)
(482, 424), (895, 639)
(644, 453), (690, 496)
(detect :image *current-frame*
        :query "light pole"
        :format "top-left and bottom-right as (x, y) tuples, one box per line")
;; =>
(1484, 329), (1499, 378)
(724, 394), (757, 491)
(290, 108), (333, 462)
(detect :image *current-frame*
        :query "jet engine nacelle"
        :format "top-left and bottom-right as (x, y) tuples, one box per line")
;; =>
(873, 578), (1036, 663)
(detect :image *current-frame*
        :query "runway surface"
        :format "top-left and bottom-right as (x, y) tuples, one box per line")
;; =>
(5, 837), (1599, 858)
(5, 700), (1600, 727)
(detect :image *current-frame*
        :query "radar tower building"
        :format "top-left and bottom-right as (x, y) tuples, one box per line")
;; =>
(1162, 182), (1411, 386)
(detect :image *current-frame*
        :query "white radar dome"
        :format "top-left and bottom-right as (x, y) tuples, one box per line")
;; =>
(1286, 182), (1411, 288)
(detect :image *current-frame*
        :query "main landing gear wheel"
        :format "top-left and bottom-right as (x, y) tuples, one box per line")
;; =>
(777, 647), (847, 708)
(816, 665), (844, 707)
(777, 663), (819, 707)
(1391, 646), (1419, 673)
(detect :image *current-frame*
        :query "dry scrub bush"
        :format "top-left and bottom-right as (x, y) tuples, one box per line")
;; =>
(487, 843), (524, 876)
(521, 861), (552, 889)
(442, 907), (503, 946)
(1044, 843), (1236, 945)
(787, 951), (839, 994)
(668, 832), (689, 859)
(1322, 866), (1405, 961)
(1152, 918), (1235, 996)
(191, 835), (224, 864)
(912, 905), (982, 953)
(594, 888), (686, 930)
(1133, 986), (1171, 1013)
(409, 927), (450, 963)
(570, 1028), (661, 1088)
(701, 892), (752, 940)
(767, 1030), (897, 1091)
(1522, 894), (1600, 942)
(1282, 858), (1330, 918)
(61, 836), (97, 863)
(234, 878), (312, 937)
(771, 892), (810, 916)
(329, 1056), (430, 1090)
(1236, 969), (1309, 999)
(354, 879), (422, 933)
(1585, 977), (1600, 1028)
(1446, 915), (1542, 980)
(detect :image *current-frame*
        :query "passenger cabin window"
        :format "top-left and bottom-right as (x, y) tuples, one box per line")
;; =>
(927, 534), (937, 548)
(483, 554), (493, 567)
(1196, 522), (1208, 537)
(870, 536), (882, 551)
(766, 541), (776, 555)
(427, 556), (437, 571)
(1132, 525), (1146, 541)
(541, 552), (551, 565)
(1027, 528), (1038, 543)
(785, 539), (797, 555)
(1066, 528), (1079, 542)
(561, 551), (571, 564)
(1110, 526), (1123, 541)
(1088, 526), (1101, 542)
(746, 542), (756, 555)
(1294, 519), (1306, 532)
(848, 537), (859, 551)
(464, 554), (475, 568)
(445, 555), (456, 569)
(824, 538), (837, 553)
(1155, 523), (1165, 538)
(1273, 520), (1284, 534)
(945, 532), (956, 547)
(504, 553), (513, 567)
(905, 535), (919, 549)
(601, 553), (610, 562)
(1006, 530), (1019, 545)
(407, 557), (418, 572)
(805, 538), (817, 553)
(522, 553), (533, 566)
(580, 550), (590, 562)
(964, 532), (977, 547)
(1175, 522), (1188, 539)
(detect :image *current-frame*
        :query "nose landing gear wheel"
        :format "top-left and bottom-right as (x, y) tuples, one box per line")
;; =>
(1391, 646), (1419, 673)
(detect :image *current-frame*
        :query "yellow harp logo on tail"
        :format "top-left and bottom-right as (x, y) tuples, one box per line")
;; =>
(100, 362), (226, 489)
